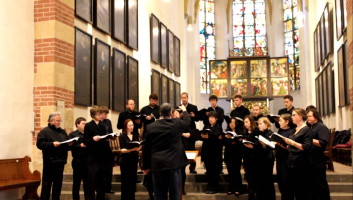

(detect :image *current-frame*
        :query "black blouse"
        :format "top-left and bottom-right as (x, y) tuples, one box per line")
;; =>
(276, 128), (292, 163)
(201, 123), (223, 162)
(119, 133), (139, 164)
(288, 126), (313, 168)
(224, 128), (243, 160)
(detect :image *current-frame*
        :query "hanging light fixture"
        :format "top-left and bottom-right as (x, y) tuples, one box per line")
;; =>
(187, 15), (193, 31)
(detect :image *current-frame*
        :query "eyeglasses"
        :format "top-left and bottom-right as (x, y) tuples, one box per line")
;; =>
(54, 120), (62, 122)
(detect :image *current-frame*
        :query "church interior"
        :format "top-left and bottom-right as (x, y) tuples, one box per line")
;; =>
(0, 0), (352, 199)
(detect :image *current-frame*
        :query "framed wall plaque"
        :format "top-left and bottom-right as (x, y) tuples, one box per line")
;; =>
(335, 0), (343, 40)
(112, 0), (126, 43)
(150, 14), (160, 64)
(322, 66), (328, 116)
(160, 74), (168, 104)
(112, 48), (126, 112)
(318, 73), (324, 117)
(327, 63), (336, 114)
(94, 0), (111, 34)
(337, 45), (346, 106)
(342, 0), (347, 31)
(94, 38), (110, 108)
(324, 3), (331, 58)
(160, 22), (168, 69)
(151, 69), (161, 105)
(127, 0), (138, 51)
(316, 23), (322, 66)
(315, 77), (320, 115)
(314, 28), (319, 71)
(75, 27), (92, 106)
(168, 78), (175, 109)
(175, 81), (181, 107)
(320, 15), (325, 64)
(174, 36), (180, 76)
(127, 56), (139, 111)
(167, 30), (174, 73)
(75, 0), (93, 23)
(343, 41), (350, 105)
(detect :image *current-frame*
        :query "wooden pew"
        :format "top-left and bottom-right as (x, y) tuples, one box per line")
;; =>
(110, 137), (121, 166)
(0, 156), (41, 200)
(325, 128), (335, 171)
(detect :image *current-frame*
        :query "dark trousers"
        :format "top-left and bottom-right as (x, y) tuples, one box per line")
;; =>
(105, 156), (114, 192)
(143, 173), (154, 200)
(152, 168), (182, 200)
(121, 159), (138, 200)
(86, 157), (108, 200)
(255, 159), (276, 200)
(40, 162), (65, 200)
(276, 160), (294, 200)
(288, 165), (312, 200)
(225, 156), (243, 193)
(312, 163), (331, 200)
(204, 160), (220, 192)
(72, 158), (88, 200)
(181, 166), (186, 191)
(243, 155), (256, 197)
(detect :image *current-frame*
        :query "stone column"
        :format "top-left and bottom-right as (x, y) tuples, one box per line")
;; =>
(33, 0), (75, 174)
(345, 0), (353, 168)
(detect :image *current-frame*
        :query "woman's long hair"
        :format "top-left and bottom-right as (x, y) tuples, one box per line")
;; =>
(122, 119), (133, 134)
(243, 115), (257, 133)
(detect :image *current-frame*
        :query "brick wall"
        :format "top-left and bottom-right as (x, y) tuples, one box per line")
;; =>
(33, 0), (75, 144)
(34, 0), (74, 27)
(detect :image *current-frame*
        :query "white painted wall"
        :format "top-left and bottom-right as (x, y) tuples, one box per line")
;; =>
(0, 0), (34, 199)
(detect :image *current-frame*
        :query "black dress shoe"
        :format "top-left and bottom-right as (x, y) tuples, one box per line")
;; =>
(105, 190), (115, 194)
(206, 190), (217, 194)
(227, 191), (234, 195)
(219, 171), (224, 174)
(189, 170), (197, 174)
(137, 171), (144, 174)
(182, 190), (187, 195)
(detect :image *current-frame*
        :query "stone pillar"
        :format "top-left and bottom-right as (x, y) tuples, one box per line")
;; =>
(345, 0), (353, 168)
(33, 0), (75, 174)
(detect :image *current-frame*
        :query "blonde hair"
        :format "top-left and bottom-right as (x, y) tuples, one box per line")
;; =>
(258, 117), (271, 130)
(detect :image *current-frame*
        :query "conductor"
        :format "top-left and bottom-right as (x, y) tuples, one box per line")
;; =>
(142, 103), (191, 200)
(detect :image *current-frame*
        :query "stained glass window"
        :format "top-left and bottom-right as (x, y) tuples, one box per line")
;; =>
(199, 0), (215, 94)
(283, 0), (300, 90)
(232, 0), (267, 57)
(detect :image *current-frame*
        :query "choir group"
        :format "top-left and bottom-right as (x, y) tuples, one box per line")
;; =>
(36, 93), (331, 200)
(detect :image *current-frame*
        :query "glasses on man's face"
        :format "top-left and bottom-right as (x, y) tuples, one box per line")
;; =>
(55, 120), (62, 122)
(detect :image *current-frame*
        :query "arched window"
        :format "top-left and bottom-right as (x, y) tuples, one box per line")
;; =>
(199, 0), (215, 94)
(283, 0), (300, 90)
(232, 0), (267, 57)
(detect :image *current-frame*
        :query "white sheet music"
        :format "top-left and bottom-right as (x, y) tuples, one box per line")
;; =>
(60, 137), (79, 144)
(186, 152), (197, 160)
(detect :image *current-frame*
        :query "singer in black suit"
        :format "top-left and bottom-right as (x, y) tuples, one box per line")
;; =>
(254, 117), (276, 200)
(275, 95), (295, 131)
(181, 92), (199, 174)
(230, 95), (250, 133)
(276, 114), (294, 200)
(83, 106), (114, 200)
(202, 95), (224, 127)
(223, 117), (243, 195)
(69, 117), (88, 200)
(142, 103), (191, 200)
(119, 119), (141, 200)
(36, 112), (73, 200)
(201, 111), (223, 194)
(242, 115), (260, 200)
(284, 108), (313, 200)
(307, 109), (330, 200)
(117, 99), (142, 136)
